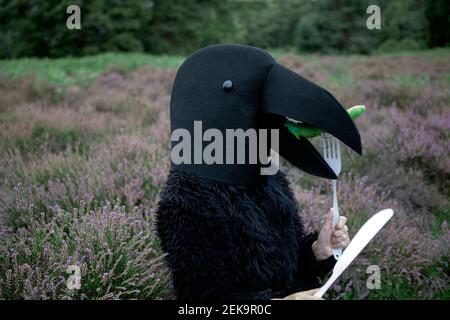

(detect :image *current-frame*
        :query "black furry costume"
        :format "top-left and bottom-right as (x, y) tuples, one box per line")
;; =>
(156, 44), (361, 300)
(157, 169), (335, 300)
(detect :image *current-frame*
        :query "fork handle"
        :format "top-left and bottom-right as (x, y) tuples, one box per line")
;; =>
(332, 180), (342, 260)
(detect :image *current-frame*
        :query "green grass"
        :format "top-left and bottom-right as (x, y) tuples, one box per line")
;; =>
(0, 52), (184, 86)
(2, 48), (449, 87)
(442, 73), (450, 85)
(10, 122), (90, 156)
(432, 207), (450, 238)
(394, 74), (430, 87)
(373, 47), (450, 59)
(368, 277), (423, 300)
(368, 272), (450, 300)
(326, 60), (355, 87)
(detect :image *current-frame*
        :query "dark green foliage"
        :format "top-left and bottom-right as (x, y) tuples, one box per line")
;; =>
(294, 0), (380, 54)
(0, 0), (153, 58)
(425, 0), (450, 47)
(242, 0), (434, 54)
(0, 0), (448, 58)
(378, 0), (429, 52)
(0, 0), (240, 58)
(144, 0), (240, 54)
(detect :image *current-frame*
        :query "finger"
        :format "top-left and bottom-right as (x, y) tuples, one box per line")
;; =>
(331, 240), (345, 247)
(331, 237), (349, 247)
(340, 239), (351, 248)
(304, 288), (320, 295)
(332, 238), (350, 249)
(290, 288), (319, 297)
(332, 233), (348, 242)
(333, 226), (348, 237)
(290, 294), (318, 300)
(334, 224), (348, 232)
(289, 288), (322, 300)
(336, 216), (347, 229)
(331, 236), (349, 246)
(303, 296), (324, 300)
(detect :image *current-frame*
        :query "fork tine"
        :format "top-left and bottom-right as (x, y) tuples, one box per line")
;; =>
(331, 138), (336, 158)
(336, 139), (341, 160)
(333, 138), (338, 158)
(323, 135), (329, 158)
(327, 137), (331, 158)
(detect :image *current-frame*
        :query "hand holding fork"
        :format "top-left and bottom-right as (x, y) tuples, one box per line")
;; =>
(323, 134), (342, 260)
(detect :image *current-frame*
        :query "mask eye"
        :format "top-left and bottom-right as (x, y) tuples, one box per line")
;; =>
(222, 80), (233, 92)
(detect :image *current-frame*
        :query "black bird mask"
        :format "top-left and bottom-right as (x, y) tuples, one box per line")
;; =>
(170, 44), (361, 185)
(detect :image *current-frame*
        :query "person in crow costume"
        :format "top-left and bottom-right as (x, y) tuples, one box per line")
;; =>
(156, 44), (360, 300)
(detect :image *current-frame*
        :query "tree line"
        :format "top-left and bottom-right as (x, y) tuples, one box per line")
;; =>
(0, 0), (448, 58)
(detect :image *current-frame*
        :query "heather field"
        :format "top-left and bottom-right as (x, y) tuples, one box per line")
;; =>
(0, 49), (449, 299)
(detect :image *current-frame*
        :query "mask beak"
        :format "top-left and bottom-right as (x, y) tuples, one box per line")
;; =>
(262, 63), (362, 179)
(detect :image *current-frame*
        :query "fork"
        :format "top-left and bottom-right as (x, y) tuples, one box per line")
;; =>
(323, 134), (342, 260)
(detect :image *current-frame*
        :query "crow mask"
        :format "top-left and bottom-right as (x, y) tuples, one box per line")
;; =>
(170, 44), (361, 184)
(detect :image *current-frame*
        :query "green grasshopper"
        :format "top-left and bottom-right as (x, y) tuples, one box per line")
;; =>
(285, 105), (366, 138)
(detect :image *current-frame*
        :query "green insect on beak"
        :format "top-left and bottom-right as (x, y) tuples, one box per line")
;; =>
(285, 105), (366, 139)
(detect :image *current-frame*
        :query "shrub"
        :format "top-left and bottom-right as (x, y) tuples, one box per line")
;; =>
(1, 133), (169, 227)
(0, 200), (171, 300)
(13, 122), (89, 155)
(1, 51), (448, 300)
(291, 171), (449, 299)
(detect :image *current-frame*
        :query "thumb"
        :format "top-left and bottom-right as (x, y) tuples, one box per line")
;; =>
(319, 209), (333, 239)
(324, 208), (333, 231)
